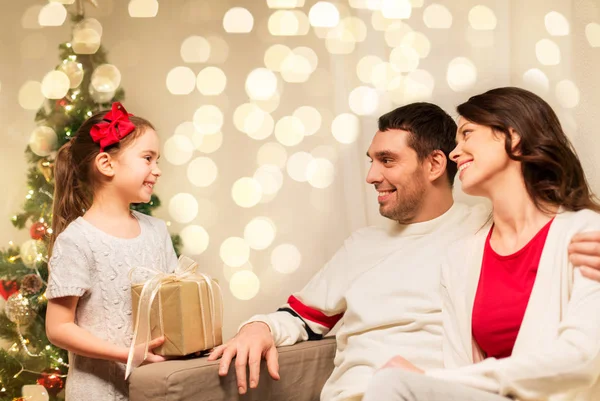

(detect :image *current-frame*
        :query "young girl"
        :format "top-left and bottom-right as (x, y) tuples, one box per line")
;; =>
(45, 102), (177, 401)
(363, 87), (600, 401)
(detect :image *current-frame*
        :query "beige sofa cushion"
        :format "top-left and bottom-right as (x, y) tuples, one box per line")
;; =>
(129, 338), (336, 401)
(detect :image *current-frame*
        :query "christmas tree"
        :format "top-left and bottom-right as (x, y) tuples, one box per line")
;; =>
(0, 2), (180, 400)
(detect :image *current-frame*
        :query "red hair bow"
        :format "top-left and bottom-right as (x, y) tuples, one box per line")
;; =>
(90, 102), (136, 151)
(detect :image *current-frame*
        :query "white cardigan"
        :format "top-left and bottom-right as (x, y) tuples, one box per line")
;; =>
(427, 208), (600, 401)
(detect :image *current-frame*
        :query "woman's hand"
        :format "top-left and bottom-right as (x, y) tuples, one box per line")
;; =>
(381, 355), (424, 374)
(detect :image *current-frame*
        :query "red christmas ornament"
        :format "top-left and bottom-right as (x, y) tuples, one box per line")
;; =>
(37, 368), (65, 396)
(29, 221), (48, 240)
(0, 280), (19, 300)
(56, 98), (68, 108)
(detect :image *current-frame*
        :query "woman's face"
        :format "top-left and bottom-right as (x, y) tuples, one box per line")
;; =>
(449, 117), (514, 197)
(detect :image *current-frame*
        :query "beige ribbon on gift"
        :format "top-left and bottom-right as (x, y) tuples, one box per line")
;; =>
(124, 256), (223, 379)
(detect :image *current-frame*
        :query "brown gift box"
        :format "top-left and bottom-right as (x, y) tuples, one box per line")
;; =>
(131, 274), (223, 357)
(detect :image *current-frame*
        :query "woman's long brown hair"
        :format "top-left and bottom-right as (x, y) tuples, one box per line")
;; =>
(49, 111), (154, 255)
(457, 86), (600, 213)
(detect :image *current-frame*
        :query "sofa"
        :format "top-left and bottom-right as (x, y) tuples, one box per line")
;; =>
(129, 338), (336, 401)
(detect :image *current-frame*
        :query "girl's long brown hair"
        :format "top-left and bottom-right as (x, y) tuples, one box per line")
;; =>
(457, 87), (600, 213)
(49, 110), (154, 254)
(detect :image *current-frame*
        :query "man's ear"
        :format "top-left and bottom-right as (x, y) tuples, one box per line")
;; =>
(95, 152), (115, 178)
(426, 150), (448, 182)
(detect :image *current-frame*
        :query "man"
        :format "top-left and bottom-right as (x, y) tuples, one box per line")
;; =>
(208, 103), (600, 401)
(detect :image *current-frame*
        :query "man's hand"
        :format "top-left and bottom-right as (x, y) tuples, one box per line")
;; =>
(207, 321), (280, 394)
(380, 355), (424, 374)
(569, 231), (600, 282)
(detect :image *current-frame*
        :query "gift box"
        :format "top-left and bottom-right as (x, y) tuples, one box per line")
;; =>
(126, 256), (223, 378)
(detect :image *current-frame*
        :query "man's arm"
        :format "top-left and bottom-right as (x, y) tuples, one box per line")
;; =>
(208, 230), (366, 394)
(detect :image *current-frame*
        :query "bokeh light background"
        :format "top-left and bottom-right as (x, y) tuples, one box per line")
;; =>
(1, 0), (600, 338)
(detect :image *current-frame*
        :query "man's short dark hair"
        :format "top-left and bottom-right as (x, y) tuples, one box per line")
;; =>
(378, 102), (458, 186)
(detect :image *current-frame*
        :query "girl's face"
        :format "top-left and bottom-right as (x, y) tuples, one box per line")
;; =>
(111, 128), (162, 204)
(449, 117), (513, 197)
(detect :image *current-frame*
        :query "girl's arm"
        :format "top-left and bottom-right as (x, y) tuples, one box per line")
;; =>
(46, 296), (165, 363)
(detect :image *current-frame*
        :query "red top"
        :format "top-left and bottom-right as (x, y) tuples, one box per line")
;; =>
(471, 219), (554, 359)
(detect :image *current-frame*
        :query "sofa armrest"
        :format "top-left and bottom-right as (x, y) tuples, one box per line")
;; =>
(129, 338), (336, 401)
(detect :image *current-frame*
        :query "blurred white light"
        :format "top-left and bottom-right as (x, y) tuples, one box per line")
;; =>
(230, 270), (260, 300)
(254, 164), (284, 195)
(357, 55), (383, 84)
(257, 142), (288, 168)
(446, 57), (477, 92)
(128, 0), (159, 17)
(244, 217), (277, 250)
(269, 10), (309, 36)
(293, 106), (322, 136)
(275, 116), (305, 146)
(384, 21), (414, 47)
(586, 23), (600, 47)
(267, 0), (305, 8)
(555, 80), (580, 109)
(18, 81), (44, 110)
(193, 105), (223, 135)
(331, 113), (360, 144)
(389, 45), (420, 72)
(72, 28), (101, 55)
(223, 262), (253, 283)
(22, 5), (44, 29)
(286, 151), (313, 182)
(536, 39), (560, 65)
(308, 2), (340, 27)
(232, 177), (263, 208)
(468, 5), (497, 30)
(164, 135), (194, 166)
(223, 7), (254, 33)
(522, 68), (549, 94)
(349, 86), (379, 116)
(187, 157), (218, 187)
(169, 193), (198, 223)
(38, 2), (67, 26)
(325, 27), (357, 55)
(166, 67), (196, 95)
(307, 158), (336, 189)
(234, 103), (274, 140)
(41, 71), (70, 99)
(401, 32), (431, 58)
(181, 36), (211, 63)
(29, 126), (57, 157)
(423, 4), (452, 29)
(246, 68), (278, 100)
(271, 244), (302, 274)
(265, 44), (293, 72)
(402, 69), (435, 102)
(207, 35), (230, 64)
(281, 53), (313, 82)
(196, 67), (227, 96)
(180, 225), (210, 255)
(381, 0), (411, 19)
(545, 11), (569, 36)
(196, 131), (223, 153)
(220, 237), (250, 268)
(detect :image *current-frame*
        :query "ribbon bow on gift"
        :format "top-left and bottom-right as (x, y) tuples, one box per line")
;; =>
(125, 256), (223, 379)
(90, 102), (136, 151)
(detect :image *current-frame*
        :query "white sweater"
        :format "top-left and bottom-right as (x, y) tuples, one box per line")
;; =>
(428, 209), (600, 401)
(245, 203), (489, 401)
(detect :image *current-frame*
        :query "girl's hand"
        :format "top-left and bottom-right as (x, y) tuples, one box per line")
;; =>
(381, 355), (424, 374)
(142, 336), (167, 364)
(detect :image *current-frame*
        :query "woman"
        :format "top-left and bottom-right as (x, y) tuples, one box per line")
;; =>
(363, 87), (600, 401)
